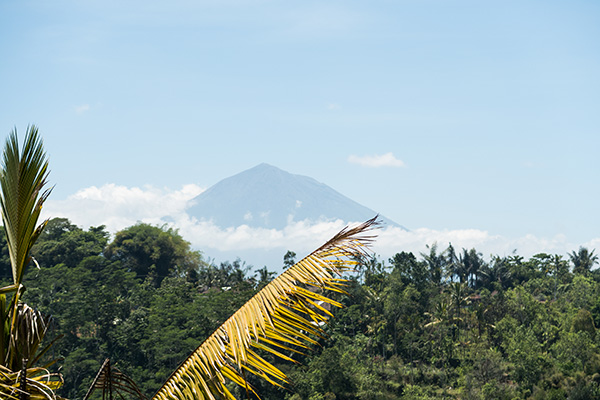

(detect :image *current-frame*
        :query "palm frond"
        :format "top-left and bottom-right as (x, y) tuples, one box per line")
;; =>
(0, 363), (63, 400)
(0, 127), (62, 399)
(84, 358), (148, 400)
(5, 302), (61, 371)
(153, 217), (380, 400)
(0, 125), (51, 286)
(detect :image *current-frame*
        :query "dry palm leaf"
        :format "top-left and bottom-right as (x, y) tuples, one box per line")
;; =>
(153, 217), (379, 400)
(84, 359), (147, 400)
(0, 363), (63, 400)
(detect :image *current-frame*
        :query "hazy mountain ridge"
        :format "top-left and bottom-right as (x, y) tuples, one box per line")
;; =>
(186, 163), (403, 230)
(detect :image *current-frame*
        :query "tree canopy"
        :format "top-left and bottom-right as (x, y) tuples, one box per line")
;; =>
(8, 219), (600, 399)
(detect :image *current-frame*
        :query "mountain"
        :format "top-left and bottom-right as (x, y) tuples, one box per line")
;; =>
(186, 163), (403, 230)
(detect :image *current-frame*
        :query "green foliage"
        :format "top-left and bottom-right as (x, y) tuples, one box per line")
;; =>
(5, 216), (600, 399)
(32, 218), (109, 268)
(283, 250), (296, 269)
(506, 326), (546, 387)
(389, 252), (428, 291)
(104, 223), (199, 286)
(0, 126), (63, 399)
(570, 247), (599, 276)
(0, 227), (11, 281)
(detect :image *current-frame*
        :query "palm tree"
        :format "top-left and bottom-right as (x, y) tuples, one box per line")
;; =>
(421, 243), (444, 286)
(0, 126), (63, 399)
(424, 298), (455, 364)
(449, 282), (468, 343)
(444, 243), (460, 283)
(485, 255), (513, 290)
(460, 248), (486, 288)
(569, 246), (598, 275)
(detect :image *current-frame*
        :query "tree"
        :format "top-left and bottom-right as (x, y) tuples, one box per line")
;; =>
(104, 223), (198, 286)
(389, 251), (428, 291)
(459, 248), (486, 288)
(32, 217), (109, 269)
(254, 266), (275, 288)
(421, 243), (444, 286)
(0, 126), (62, 399)
(570, 247), (598, 276)
(449, 282), (468, 343)
(484, 255), (513, 290)
(424, 297), (455, 364)
(283, 250), (296, 270)
(444, 243), (460, 283)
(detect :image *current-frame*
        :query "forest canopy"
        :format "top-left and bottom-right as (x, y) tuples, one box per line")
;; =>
(3, 218), (600, 399)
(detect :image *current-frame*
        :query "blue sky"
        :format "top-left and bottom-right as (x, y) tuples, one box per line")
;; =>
(1, 1), (599, 266)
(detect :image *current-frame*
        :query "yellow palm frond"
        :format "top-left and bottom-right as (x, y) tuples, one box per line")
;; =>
(0, 363), (63, 400)
(153, 217), (380, 400)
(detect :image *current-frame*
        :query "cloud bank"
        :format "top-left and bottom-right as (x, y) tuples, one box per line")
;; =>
(44, 183), (205, 232)
(43, 184), (597, 268)
(348, 152), (405, 168)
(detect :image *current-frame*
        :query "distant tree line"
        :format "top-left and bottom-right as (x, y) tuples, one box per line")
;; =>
(3, 218), (600, 399)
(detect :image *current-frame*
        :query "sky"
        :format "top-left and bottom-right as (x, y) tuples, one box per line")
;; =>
(1, 0), (599, 269)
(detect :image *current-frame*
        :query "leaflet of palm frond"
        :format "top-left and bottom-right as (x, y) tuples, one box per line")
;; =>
(0, 294), (8, 365)
(153, 217), (379, 400)
(0, 364), (63, 400)
(0, 126), (51, 287)
(84, 358), (147, 400)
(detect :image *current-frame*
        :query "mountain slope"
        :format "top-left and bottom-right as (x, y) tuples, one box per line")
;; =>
(186, 163), (403, 230)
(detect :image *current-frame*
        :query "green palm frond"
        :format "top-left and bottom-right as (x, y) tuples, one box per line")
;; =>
(153, 217), (380, 400)
(0, 126), (62, 399)
(0, 126), (51, 286)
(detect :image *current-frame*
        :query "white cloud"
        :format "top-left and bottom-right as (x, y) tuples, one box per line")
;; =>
(43, 183), (204, 233)
(372, 227), (577, 261)
(41, 183), (600, 268)
(74, 104), (90, 114)
(327, 103), (342, 110)
(174, 216), (382, 256)
(348, 152), (405, 168)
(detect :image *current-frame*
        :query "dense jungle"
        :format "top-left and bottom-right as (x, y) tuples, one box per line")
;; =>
(3, 218), (599, 400)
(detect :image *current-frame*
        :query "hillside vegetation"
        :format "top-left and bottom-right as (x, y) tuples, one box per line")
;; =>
(3, 218), (600, 399)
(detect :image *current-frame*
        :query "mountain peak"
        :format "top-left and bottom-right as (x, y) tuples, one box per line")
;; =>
(254, 162), (277, 169)
(187, 164), (402, 230)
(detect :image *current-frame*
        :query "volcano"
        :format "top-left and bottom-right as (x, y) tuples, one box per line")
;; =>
(186, 163), (403, 230)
